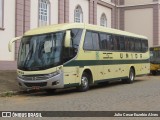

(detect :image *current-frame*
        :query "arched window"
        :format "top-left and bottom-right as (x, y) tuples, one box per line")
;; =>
(100, 13), (107, 27)
(39, 0), (50, 26)
(74, 5), (83, 23)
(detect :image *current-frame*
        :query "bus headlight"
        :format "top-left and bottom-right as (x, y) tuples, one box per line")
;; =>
(18, 75), (23, 79)
(48, 71), (60, 78)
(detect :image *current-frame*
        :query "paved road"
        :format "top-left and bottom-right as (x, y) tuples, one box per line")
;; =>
(0, 75), (160, 120)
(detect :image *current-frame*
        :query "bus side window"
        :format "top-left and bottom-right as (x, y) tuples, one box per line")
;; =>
(84, 31), (93, 50)
(125, 37), (129, 51)
(106, 34), (114, 50)
(99, 33), (107, 50)
(142, 40), (148, 52)
(135, 39), (142, 52)
(119, 36), (125, 51)
(92, 32), (100, 50)
(113, 35), (119, 50)
(71, 29), (83, 49)
(129, 38), (135, 51)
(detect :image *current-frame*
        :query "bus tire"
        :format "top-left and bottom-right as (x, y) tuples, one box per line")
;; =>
(45, 89), (56, 94)
(78, 72), (89, 92)
(123, 68), (135, 84)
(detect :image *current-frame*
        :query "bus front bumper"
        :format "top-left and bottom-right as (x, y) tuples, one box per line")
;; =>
(17, 72), (64, 90)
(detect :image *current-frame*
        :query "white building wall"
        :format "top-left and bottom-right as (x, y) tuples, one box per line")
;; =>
(30, 0), (39, 29)
(125, 8), (153, 46)
(97, 4), (112, 28)
(124, 0), (154, 6)
(30, 0), (58, 29)
(50, 0), (58, 25)
(69, 0), (89, 23)
(101, 0), (111, 4)
(0, 0), (15, 61)
(159, 8), (160, 45)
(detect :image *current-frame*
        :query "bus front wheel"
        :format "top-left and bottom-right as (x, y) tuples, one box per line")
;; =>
(122, 68), (135, 84)
(78, 72), (89, 92)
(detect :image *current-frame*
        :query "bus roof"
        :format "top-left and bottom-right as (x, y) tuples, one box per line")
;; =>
(150, 46), (160, 48)
(24, 23), (148, 39)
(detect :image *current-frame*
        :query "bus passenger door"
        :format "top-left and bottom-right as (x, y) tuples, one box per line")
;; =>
(83, 31), (104, 82)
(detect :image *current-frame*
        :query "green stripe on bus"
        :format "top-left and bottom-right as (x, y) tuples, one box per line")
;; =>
(64, 59), (150, 67)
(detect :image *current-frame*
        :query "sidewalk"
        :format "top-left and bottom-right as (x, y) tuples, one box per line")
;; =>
(0, 71), (19, 93)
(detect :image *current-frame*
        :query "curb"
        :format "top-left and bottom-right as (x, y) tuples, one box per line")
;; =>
(0, 91), (23, 97)
(0, 90), (43, 97)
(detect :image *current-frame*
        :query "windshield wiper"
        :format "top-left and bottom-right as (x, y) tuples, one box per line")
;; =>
(23, 44), (33, 69)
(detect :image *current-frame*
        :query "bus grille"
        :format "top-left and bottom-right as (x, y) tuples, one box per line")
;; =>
(20, 75), (49, 81)
(24, 82), (47, 87)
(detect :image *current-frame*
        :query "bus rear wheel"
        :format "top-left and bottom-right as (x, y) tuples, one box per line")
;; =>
(78, 72), (89, 92)
(122, 68), (135, 84)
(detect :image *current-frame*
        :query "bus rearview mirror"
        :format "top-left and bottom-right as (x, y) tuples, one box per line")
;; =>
(64, 30), (71, 47)
(8, 36), (22, 52)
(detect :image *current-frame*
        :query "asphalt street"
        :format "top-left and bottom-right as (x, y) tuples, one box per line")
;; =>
(0, 75), (160, 120)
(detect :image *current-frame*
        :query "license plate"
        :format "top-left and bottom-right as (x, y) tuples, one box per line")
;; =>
(32, 86), (40, 90)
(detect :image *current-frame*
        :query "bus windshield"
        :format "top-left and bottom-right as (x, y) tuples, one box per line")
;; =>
(150, 49), (160, 64)
(18, 29), (83, 71)
(18, 32), (64, 71)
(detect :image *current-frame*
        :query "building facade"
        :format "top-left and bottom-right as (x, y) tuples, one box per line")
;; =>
(0, 0), (160, 70)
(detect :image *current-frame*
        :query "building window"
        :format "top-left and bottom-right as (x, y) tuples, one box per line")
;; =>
(39, 0), (50, 26)
(100, 13), (107, 27)
(0, 0), (4, 29)
(74, 5), (83, 23)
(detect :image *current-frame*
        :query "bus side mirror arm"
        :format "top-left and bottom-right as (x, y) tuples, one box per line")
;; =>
(8, 36), (22, 52)
(64, 30), (71, 47)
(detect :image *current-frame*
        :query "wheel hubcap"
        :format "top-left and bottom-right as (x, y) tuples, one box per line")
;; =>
(130, 71), (134, 81)
(81, 76), (88, 88)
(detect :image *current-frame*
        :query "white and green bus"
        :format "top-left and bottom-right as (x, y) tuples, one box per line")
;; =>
(9, 23), (150, 92)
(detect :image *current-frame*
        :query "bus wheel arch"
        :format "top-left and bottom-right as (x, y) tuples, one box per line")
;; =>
(122, 66), (135, 84)
(83, 69), (93, 85)
(130, 66), (135, 77)
(127, 66), (135, 83)
(78, 69), (93, 92)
